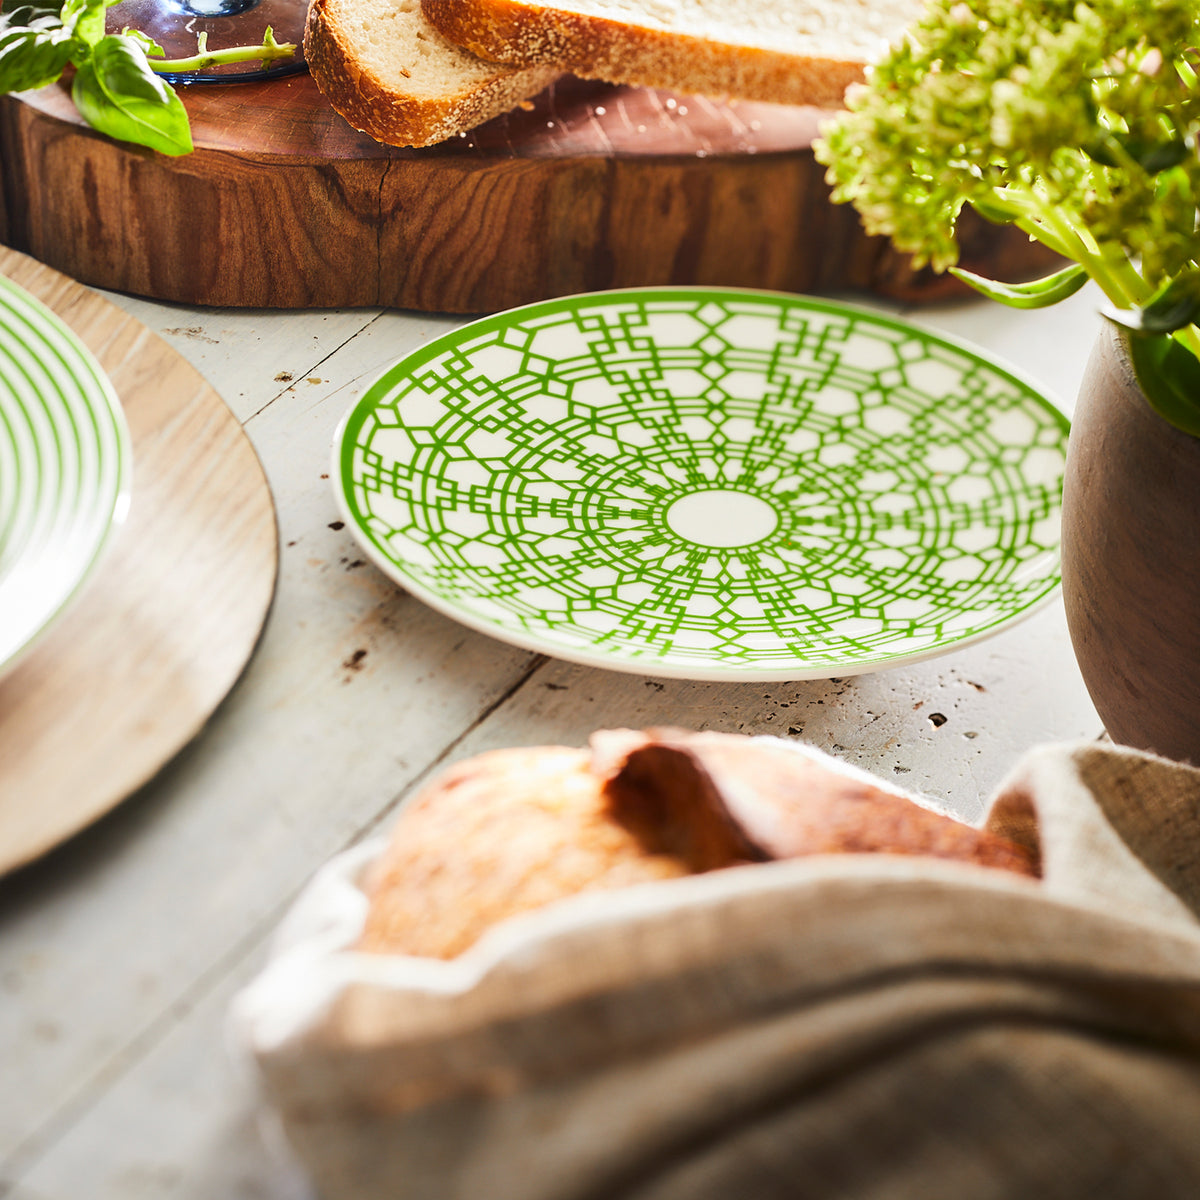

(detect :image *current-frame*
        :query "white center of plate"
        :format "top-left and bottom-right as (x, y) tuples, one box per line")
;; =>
(665, 489), (779, 548)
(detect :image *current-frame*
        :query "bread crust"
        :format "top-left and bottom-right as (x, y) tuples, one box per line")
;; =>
(599, 730), (1039, 877)
(360, 732), (1038, 960)
(305, 0), (559, 148)
(356, 746), (712, 959)
(421, 0), (870, 108)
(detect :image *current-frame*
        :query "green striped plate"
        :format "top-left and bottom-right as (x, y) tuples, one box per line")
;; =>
(334, 287), (1068, 680)
(0, 274), (132, 677)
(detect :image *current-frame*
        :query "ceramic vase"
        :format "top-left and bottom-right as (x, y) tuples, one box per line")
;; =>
(1061, 322), (1200, 765)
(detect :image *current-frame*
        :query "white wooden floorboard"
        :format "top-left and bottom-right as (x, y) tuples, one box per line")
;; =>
(13, 949), (317, 1200)
(94, 293), (381, 424)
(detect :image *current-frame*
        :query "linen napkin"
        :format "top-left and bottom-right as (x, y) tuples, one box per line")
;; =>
(232, 738), (1200, 1200)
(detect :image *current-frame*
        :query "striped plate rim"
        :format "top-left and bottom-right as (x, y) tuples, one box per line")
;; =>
(0, 273), (132, 678)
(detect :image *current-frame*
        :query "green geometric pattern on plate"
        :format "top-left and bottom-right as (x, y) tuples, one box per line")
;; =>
(335, 288), (1069, 680)
(0, 273), (132, 677)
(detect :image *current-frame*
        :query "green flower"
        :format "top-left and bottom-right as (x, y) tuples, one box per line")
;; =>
(816, 0), (1200, 433)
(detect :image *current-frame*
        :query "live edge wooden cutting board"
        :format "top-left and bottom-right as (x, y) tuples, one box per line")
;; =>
(0, 72), (1053, 312)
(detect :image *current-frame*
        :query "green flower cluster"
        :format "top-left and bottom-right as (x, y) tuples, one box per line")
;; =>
(816, 0), (1200, 308)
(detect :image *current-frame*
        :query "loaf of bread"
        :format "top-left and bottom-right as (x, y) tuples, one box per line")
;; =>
(421, 0), (925, 110)
(358, 730), (1039, 959)
(303, 0), (558, 148)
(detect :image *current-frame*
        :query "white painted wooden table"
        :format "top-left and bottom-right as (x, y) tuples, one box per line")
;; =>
(0, 278), (1105, 1200)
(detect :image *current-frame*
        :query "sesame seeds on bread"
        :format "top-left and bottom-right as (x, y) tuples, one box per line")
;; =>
(420, 0), (926, 109)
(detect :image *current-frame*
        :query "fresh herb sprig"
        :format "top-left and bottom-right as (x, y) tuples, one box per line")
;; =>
(815, 0), (1200, 435)
(0, 0), (296, 155)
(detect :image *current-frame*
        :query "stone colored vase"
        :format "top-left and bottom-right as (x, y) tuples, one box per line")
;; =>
(1061, 322), (1200, 765)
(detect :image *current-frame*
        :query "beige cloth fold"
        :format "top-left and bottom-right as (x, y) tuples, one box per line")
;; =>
(988, 740), (1200, 924)
(233, 740), (1200, 1199)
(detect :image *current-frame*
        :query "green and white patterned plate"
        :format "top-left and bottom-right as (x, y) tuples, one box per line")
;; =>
(0, 274), (132, 677)
(333, 288), (1068, 680)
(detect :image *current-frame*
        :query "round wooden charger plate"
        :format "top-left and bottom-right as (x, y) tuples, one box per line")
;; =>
(0, 248), (278, 876)
(0, 73), (1055, 312)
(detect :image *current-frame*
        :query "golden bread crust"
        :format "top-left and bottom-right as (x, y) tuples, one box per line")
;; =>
(421, 0), (868, 108)
(357, 746), (701, 958)
(360, 732), (1038, 960)
(602, 730), (1040, 877)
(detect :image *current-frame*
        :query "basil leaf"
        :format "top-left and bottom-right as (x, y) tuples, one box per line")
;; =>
(1110, 324), (1200, 439)
(71, 34), (192, 155)
(122, 26), (163, 57)
(0, 17), (72, 91)
(948, 263), (1089, 309)
(61, 0), (106, 45)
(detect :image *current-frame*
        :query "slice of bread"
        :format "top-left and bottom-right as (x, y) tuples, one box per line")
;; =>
(420, 0), (924, 109)
(304, 0), (560, 148)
